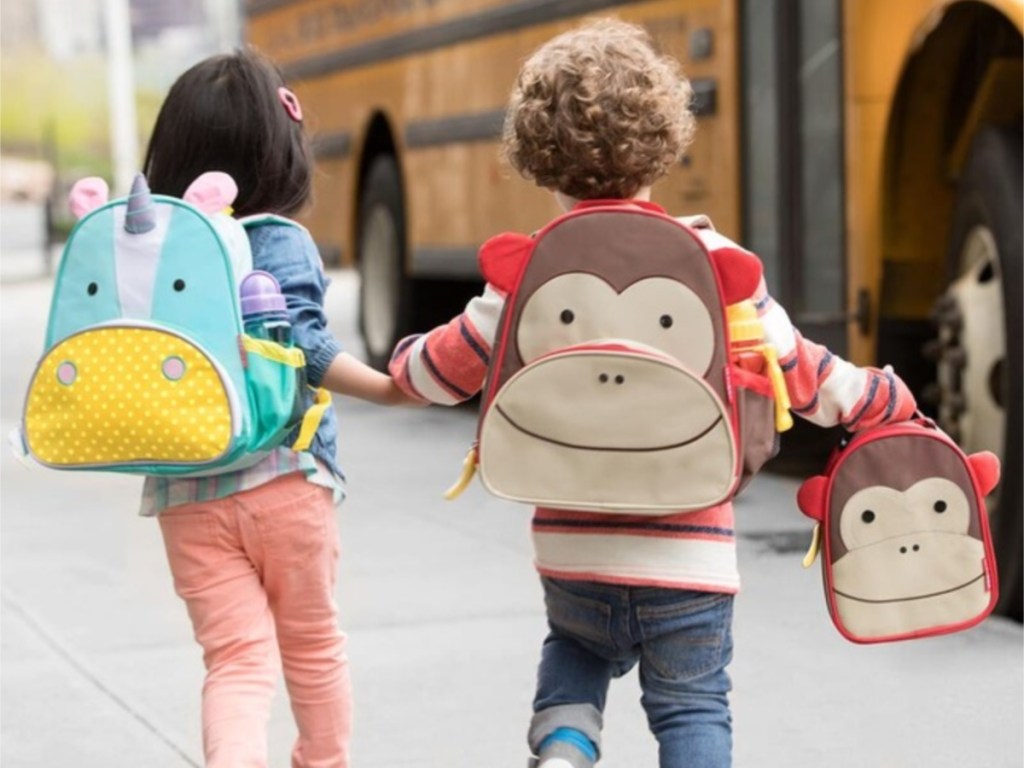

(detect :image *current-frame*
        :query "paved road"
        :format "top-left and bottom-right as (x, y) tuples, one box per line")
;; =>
(2, 257), (1021, 767)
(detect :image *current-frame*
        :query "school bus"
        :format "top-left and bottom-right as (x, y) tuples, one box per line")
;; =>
(245, 0), (1022, 618)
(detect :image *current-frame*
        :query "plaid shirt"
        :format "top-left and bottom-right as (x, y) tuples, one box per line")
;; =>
(139, 447), (345, 516)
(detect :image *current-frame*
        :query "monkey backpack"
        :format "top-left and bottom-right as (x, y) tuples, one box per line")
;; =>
(448, 199), (791, 513)
(797, 419), (1000, 643)
(11, 172), (329, 477)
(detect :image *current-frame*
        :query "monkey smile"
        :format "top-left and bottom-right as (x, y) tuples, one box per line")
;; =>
(835, 573), (986, 604)
(494, 404), (723, 452)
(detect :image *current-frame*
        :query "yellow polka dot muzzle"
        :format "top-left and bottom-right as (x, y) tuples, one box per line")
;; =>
(23, 326), (237, 468)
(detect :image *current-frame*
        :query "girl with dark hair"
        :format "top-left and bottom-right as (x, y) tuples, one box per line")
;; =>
(142, 48), (413, 768)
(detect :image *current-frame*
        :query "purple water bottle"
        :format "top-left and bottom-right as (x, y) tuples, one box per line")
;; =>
(240, 270), (292, 345)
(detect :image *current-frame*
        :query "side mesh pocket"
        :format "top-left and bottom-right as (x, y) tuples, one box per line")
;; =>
(733, 366), (779, 493)
(242, 336), (305, 453)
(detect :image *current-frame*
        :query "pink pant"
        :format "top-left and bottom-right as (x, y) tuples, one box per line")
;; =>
(159, 472), (351, 768)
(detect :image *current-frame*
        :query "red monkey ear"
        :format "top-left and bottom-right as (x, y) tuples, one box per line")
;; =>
(695, 231), (763, 304)
(478, 232), (532, 293)
(797, 475), (829, 521)
(968, 451), (1001, 497)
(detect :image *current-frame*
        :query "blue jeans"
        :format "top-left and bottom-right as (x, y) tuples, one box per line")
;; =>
(531, 577), (734, 768)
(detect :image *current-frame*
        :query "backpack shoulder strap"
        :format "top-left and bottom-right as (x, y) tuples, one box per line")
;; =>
(239, 213), (306, 232)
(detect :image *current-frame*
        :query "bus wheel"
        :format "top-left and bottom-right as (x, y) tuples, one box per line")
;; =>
(933, 126), (1022, 620)
(358, 156), (411, 371)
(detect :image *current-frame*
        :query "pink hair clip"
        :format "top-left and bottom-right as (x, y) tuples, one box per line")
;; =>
(278, 87), (303, 123)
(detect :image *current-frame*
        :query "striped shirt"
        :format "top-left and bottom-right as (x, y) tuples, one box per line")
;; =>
(389, 220), (916, 592)
(139, 447), (345, 516)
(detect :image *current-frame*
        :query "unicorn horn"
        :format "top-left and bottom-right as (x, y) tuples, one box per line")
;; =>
(124, 173), (156, 234)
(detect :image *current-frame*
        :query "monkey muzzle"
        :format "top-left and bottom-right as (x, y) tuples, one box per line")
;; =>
(478, 341), (737, 513)
(832, 532), (988, 604)
(830, 532), (991, 638)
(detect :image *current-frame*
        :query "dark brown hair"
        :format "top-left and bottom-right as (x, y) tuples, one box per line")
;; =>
(502, 18), (695, 200)
(143, 47), (312, 217)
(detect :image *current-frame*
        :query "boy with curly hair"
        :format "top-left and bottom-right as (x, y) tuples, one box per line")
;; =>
(390, 18), (915, 768)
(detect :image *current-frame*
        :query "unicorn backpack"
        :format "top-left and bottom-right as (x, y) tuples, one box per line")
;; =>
(448, 199), (793, 512)
(12, 172), (329, 476)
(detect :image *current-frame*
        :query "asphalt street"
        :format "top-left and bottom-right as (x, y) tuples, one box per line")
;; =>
(1, 205), (1021, 767)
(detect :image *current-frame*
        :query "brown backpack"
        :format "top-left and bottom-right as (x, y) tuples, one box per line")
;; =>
(463, 200), (787, 513)
(798, 418), (1000, 643)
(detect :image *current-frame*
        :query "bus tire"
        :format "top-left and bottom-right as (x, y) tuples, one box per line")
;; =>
(941, 125), (1022, 621)
(358, 156), (412, 371)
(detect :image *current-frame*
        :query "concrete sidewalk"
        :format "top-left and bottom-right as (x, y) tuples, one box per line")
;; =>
(2, 268), (1022, 768)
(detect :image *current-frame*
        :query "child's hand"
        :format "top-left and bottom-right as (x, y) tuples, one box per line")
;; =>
(383, 378), (429, 407)
(321, 352), (424, 406)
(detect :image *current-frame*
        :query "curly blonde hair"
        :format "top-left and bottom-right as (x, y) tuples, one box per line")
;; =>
(502, 18), (695, 200)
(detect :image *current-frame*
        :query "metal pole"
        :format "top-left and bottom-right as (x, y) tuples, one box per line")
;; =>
(42, 117), (57, 274)
(103, 0), (138, 196)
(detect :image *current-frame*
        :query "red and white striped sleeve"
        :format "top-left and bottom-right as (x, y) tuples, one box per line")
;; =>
(388, 284), (505, 405)
(752, 278), (917, 430)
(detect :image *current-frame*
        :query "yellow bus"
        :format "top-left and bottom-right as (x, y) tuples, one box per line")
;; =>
(245, 0), (1022, 618)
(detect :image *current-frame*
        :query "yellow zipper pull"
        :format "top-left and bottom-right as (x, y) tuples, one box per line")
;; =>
(444, 445), (478, 500)
(762, 344), (794, 432)
(802, 523), (822, 568)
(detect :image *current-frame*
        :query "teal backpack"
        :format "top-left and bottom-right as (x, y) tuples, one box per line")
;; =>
(13, 172), (330, 476)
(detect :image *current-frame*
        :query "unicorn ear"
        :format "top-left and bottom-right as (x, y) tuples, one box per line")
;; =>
(183, 172), (238, 214)
(69, 177), (109, 219)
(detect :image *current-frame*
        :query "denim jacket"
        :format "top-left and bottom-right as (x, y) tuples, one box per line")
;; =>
(248, 221), (344, 480)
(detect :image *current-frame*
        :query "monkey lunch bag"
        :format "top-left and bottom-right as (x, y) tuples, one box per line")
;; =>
(447, 199), (792, 513)
(798, 418), (1000, 643)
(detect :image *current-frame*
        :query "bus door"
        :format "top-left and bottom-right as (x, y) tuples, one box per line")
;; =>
(741, 0), (851, 357)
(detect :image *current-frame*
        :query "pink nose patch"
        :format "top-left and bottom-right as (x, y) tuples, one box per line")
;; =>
(162, 356), (186, 381)
(56, 362), (77, 386)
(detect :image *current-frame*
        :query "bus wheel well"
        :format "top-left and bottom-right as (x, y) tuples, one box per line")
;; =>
(881, 3), (1022, 321)
(355, 112), (402, 262)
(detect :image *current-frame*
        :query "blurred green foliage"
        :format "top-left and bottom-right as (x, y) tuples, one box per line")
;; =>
(1, 48), (161, 181)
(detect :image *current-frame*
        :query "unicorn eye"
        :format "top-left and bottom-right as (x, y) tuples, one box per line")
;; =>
(87, 282), (98, 296)
(173, 279), (186, 292)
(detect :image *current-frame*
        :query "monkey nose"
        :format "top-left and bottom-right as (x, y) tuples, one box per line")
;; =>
(899, 544), (922, 554)
(597, 373), (627, 385)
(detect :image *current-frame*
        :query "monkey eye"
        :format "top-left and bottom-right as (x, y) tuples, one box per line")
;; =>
(659, 314), (674, 328)
(173, 278), (186, 292)
(861, 510), (876, 524)
(87, 282), (99, 296)
(933, 500), (947, 513)
(560, 309), (575, 324)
